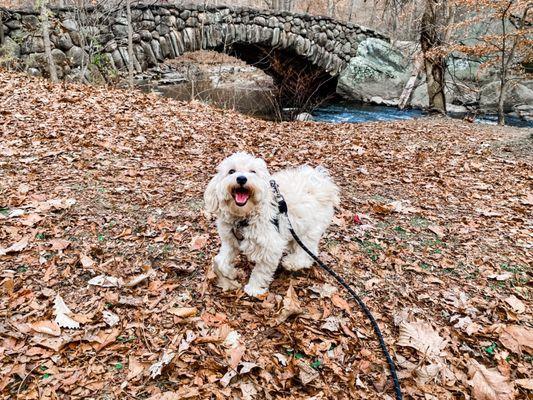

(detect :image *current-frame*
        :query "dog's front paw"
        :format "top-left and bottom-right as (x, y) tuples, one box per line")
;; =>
(244, 283), (267, 298)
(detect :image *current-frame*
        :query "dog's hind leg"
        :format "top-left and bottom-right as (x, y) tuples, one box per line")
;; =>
(281, 235), (319, 271)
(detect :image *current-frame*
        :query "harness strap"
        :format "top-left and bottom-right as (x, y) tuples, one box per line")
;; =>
(232, 219), (248, 241)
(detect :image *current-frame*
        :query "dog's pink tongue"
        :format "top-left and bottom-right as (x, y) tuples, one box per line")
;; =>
(235, 192), (249, 204)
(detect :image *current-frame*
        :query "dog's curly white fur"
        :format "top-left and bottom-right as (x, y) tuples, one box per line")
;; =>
(204, 152), (340, 297)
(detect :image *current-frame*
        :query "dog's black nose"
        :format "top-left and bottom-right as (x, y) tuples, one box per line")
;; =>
(236, 175), (247, 185)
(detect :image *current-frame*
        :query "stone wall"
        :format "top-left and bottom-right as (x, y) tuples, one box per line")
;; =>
(0, 3), (387, 81)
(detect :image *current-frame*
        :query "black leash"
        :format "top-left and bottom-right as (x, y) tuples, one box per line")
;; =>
(269, 180), (403, 400)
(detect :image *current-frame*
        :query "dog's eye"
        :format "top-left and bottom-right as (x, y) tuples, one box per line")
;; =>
(251, 170), (256, 174)
(228, 169), (236, 175)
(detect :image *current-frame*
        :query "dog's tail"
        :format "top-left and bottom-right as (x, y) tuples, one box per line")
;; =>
(312, 166), (340, 208)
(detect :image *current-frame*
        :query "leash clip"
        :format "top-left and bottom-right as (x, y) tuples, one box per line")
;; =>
(269, 180), (288, 215)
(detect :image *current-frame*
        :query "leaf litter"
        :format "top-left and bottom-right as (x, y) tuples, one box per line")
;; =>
(0, 70), (532, 399)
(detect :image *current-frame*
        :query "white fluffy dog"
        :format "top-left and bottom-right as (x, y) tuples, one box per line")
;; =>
(204, 152), (340, 297)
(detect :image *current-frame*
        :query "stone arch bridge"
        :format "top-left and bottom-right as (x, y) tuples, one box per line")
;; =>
(1, 3), (387, 99)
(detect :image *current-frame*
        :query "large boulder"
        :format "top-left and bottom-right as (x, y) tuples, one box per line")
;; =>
(66, 46), (88, 67)
(479, 81), (533, 112)
(336, 38), (410, 103)
(56, 34), (74, 51)
(0, 36), (21, 59)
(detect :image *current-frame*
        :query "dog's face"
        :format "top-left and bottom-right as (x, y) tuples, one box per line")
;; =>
(204, 152), (271, 218)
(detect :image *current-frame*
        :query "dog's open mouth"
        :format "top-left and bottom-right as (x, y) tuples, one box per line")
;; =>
(232, 187), (251, 207)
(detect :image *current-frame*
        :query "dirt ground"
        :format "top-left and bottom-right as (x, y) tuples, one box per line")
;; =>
(0, 70), (531, 399)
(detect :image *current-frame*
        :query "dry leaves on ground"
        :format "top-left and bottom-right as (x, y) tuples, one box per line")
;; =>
(0, 71), (531, 399)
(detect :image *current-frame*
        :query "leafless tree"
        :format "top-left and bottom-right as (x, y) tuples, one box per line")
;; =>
(126, 0), (134, 88)
(496, 1), (531, 124)
(40, 0), (58, 82)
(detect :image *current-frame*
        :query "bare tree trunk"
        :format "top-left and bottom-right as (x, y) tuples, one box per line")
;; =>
(348, 0), (356, 21)
(0, 11), (5, 46)
(327, 0), (335, 17)
(497, 3), (532, 125)
(126, 0), (134, 89)
(284, 0), (293, 11)
(497, 6), (508, 125)
(497, 80), (507, 125)
(420, 0), (446, 114)
(41, 1), (58, 83)
(406, 3), (415, 40)
(399, 52), (423, 109)
(271, 0), (281, 10)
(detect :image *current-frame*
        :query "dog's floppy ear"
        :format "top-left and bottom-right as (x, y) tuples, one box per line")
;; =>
(204, 173), (220, 214)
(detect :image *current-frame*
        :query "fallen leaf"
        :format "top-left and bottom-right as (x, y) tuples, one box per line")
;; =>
(238, 362), (258, 374)
(514, 378), (533, 390)
(297, 360), (319, 385)
(487, 272), (513, 281)
(189, 234), (208, 250)
(397, 320), (447, 359)
(452, 315), (481, 336)
(30, 321), (61, 337)
(87, 275), (123, 287)
(102, 310), (120, 327)
(49, 238), (70, 251)
(520, 193), (533, 205)
(499, 325), (533, 355)
(476, 208), (503, 217)
(504, 295), (525, 314)
(274, 353), (288, 366)
(55, 313), (80, 329)
(309, 283), (337, 298)
(373, 200), (419, 214)
(18, 183), (30, 194)
(53, 294), (80, 329)
(149, 350), (176, 379)
(468, 360), (515, 400)
(124, 270), (155, 287)
(220, 369), (237, 387)
(228, 344), (246, 369)
(273, 283), (302, 325)
(321, 316), (340, 332)
(223, 330), (242, 348)
(428, 224), (446, 238)
(80, 254), (95, 268)
(0, 236), (30, 256)
(331, 293), (351, 313)
(240, 381), (258, 400)
(127, 356), (144, 380)
(7, 209), (24, 218)
(168, 307), (198, 318)
(178, 331), (197, 354)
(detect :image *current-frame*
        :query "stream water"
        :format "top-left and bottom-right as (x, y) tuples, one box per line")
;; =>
(142, 80), (532, 128)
